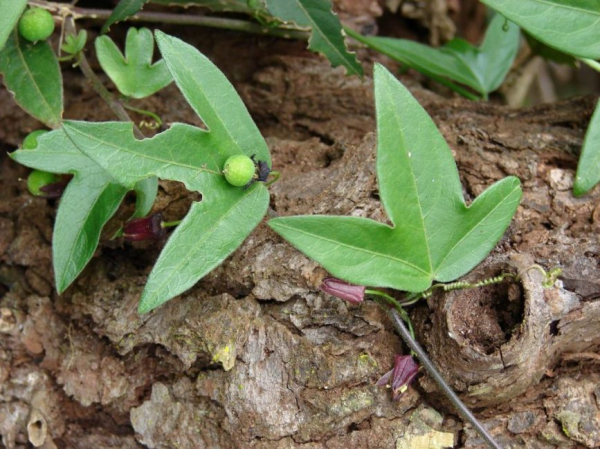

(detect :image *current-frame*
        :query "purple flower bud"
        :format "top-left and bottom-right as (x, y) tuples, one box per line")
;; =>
(376, 354), (419, 400)
(123, 213), (166, 242)
(38, 175), (72, 199)
(319, 277), (365, 304)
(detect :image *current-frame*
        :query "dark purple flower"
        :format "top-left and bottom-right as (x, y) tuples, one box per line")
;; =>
(319, 277), (365, 304)
(376, 354), (419, 400)
(38, 174), (72, 199)
(123, 213), (166, 242)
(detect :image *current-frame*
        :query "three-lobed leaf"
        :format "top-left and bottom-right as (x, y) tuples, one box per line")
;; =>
(0, 0), (27, 50)
(265, 0), (363, 77)
(96, 27), (172, 99)
(345, 14), (519, 99)
(70, 31), (271, 313)
(62, 30), (88, 56)
(481, 0), (600, 60)
(574, 99), (600, 196)
(0, 29), (63, 127)
(269, 64), (522, 292)
(102, 0), (149, 34)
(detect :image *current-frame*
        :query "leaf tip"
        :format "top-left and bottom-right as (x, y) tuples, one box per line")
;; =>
(572, 182), (589, 197)
(137, 291), (164, 315)
(55, 276), (69, 295)
(267, 217), (286, 233)
(137, 301), (153, 315)
(154, 29), (167, 43)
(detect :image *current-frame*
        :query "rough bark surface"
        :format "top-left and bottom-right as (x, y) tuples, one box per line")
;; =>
(1, 21), (599, 449)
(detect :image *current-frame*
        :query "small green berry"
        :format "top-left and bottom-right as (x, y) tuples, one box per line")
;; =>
(223, 155), (256, 187)
(22, 130), (49, 149)
(27, 170), (58, 196)
(18, 8), (55, 43)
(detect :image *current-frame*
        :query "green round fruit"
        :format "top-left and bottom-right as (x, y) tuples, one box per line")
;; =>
(22, 130), (49, 149)
(27, 169), (58, 196)
(18, 8), (55, 43)
(223, 155), (255, 187)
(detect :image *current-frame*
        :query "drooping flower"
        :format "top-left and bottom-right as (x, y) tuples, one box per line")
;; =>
(123, 213), (166, 242)
(376, 354), (419, 400)
(320, 277), (365, 304)
(38, 175), (72, 199)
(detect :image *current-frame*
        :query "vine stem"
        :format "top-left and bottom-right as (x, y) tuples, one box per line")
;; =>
(387, 308), (503, 449)
(123, 104), (163, 128)
(31, 0), (309, 40)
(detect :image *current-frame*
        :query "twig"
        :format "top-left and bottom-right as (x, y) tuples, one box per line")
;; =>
(387, 308), (503, 449)
(63, 17), (144, 139)
(30, 0), (309, 41)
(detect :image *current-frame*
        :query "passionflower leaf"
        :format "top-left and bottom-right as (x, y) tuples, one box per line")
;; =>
(269, 64), (522, 292)
(67, 32), (271, 313)
(96, 27), (172, 99)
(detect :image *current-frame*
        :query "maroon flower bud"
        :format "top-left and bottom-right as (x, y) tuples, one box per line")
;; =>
(376, 354), (419, 400)
(123, 213), (166, 242)
(319, 277), (365, 304)
(38, 175), (72, 199)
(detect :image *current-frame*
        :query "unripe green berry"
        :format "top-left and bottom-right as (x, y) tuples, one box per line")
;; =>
(18, 8), (55, 43)
(27, 170), (58, 196)
(223, 155), (256, 187)
(22, 130), (49, 149)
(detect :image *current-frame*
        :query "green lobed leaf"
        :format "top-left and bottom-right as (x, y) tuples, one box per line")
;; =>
(102, 0), (149, 34)
(10, 129), (128, 293)
(0, 29), (63, 127)
(0, 0), (27, 51)
(265, 0), (363, 77)
(96, 28), (172, 99)
(457, 14), (520, 94)
(66, 32), (273, 313)
(480, 0), (600, 60)
(155, 30), (271, 166)
(574, 99), (600, 196)
(63, 121), (270, 314)
(345, 14), (519, 98)
(62, 30), (88, 56)
(269, 64), (522, 292)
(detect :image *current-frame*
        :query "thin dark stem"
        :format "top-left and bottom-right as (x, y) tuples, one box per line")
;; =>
(32, 0), (309, 40)
(387, 308), (503, 449)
